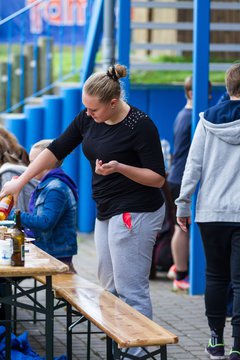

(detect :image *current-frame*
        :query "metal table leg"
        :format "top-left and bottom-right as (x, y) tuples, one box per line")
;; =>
(4, 281), (12, 360)
(45, 276), (54, 360)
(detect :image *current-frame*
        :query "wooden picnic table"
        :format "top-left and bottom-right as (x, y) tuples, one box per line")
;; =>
(0, 242), (68, 360)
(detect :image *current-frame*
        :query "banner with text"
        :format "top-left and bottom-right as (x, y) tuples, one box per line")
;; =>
(0, 0), (89, 44)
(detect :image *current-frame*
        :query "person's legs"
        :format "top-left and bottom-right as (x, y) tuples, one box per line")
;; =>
(108, 206), (165, 319)
(94, 218), (116, 294)
(171, 225), (189, 290)
(171, 225), (189, 273)
(199, 223), (231, 359)
(168, 182), (189, 289)
(94, 207), (165, 356)
(230, 227), (240, 354)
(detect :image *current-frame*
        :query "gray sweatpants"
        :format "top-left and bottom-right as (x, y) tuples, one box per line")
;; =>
(94, 205), (165, 319)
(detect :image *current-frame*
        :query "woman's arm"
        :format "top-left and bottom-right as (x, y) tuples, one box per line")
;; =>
(95, 159), (165, 188)
(0, 149), (57, 202)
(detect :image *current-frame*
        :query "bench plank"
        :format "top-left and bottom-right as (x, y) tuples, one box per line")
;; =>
(60, 286), (178, 348)
(35, 274), (178, 348)
(35, 273), (102, 289)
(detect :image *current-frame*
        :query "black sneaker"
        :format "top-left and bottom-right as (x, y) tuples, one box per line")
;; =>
(205, 340), (226, 359)
(229, 350), (240, 360)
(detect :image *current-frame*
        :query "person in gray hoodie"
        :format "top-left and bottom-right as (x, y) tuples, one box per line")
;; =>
(176, 63), (240, 360)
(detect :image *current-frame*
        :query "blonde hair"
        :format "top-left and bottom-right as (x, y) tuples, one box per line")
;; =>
(83, 64), (127, 103)
(31, 139), (63, 167)
(225, 63), (240, 97)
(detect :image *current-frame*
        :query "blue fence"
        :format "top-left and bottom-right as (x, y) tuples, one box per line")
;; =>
(1, 83), (225, 233)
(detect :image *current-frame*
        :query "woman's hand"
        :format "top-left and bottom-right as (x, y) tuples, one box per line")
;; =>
(177, 216), (191, 232)
(0, 178), (21, 206)
(95, 159), (165, 188)
(95, 159), (119, 176)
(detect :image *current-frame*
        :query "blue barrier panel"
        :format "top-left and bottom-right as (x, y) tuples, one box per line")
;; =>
(129, 87), (149, 113)
(43, 95), (63, 139)
(148, 85), (185, 150)
(4, 114), (27, 148)
(24, 104), (44, 153)
(60, 86), (82, 184)
(210, 86), (226, 105)
(60, 86), (82, 130)
(78, 147), (96, 233)
(130, 84), (225, 152)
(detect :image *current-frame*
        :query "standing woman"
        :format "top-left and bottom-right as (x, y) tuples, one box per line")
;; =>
(176, 63), (240, 360)
(0, 64), (166, 320)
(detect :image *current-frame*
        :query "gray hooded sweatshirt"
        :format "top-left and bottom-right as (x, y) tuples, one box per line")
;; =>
(176, 100), (240, 223)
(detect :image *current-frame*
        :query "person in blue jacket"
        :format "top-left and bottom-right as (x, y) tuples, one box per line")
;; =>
(20, 139), (78, 272)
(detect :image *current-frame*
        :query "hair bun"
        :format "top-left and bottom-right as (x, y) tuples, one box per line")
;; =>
(106, 64), (127, 81)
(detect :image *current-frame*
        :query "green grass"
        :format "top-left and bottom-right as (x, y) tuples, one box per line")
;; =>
(0, 44), (227, 85)
(52, 49), (226, 85)
(130, 70), (225, 84)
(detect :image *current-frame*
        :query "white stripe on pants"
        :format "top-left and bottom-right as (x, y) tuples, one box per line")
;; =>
(94, 205), (165, 319)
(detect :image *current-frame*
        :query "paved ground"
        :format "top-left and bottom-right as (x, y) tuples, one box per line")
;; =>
(17, 233), (232, 360)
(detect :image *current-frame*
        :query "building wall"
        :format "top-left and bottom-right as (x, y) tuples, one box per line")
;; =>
(132, 0), (178, 58)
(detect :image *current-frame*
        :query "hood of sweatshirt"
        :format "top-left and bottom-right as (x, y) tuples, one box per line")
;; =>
(201, 100), (240, 145)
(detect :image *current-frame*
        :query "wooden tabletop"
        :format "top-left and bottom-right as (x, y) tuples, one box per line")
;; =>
(0, 243), (69, 277)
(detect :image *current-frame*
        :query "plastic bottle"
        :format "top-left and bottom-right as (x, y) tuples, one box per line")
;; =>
(0, 238), (13, 266)
(0, 195), (14, 221)
(11, 209), (25, 266)
(161, 139), (171, 173)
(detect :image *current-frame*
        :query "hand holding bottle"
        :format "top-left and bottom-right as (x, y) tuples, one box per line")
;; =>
(0, 195), (14, 220)
(0, 177), (21, 207)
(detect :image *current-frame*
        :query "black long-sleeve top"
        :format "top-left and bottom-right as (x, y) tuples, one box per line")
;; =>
(48, 106), (165, 220)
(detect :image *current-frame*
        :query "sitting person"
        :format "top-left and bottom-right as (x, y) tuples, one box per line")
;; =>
(18, 139), (78, 272)
(0, 134), (37, 213)
(0, 134), (37, 321)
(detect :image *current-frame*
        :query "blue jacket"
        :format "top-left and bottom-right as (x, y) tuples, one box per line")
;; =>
(20, 171), (78, 258)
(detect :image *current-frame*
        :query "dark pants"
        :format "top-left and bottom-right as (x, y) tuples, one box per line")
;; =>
(198, 223), (240, 337)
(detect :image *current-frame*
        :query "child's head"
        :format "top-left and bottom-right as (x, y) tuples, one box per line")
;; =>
(225, 63), (240, 97)
(30, 139), (63, 180)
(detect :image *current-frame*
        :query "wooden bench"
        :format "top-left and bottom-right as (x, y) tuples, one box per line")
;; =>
(35, 273), (178, 360)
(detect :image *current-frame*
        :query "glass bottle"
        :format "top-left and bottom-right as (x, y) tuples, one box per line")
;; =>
(0, 195), (14, 221)
(161, 139), (171, 173)
(11, 210), (25, 266)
